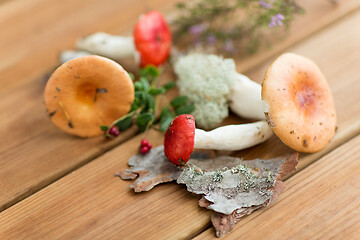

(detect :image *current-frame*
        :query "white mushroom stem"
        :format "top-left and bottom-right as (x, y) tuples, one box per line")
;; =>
(194, 121), (273, 151)
(59, 32), (140, 64)
(228, 73), (266, 120)
(76, 32), (137, 59)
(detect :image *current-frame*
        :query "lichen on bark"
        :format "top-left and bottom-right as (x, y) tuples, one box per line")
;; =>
(177, 154), (297, 215)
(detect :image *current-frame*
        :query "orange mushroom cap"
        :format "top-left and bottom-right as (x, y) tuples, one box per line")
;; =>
(44, 55), (134, 137)
(261, 53), (336, 153)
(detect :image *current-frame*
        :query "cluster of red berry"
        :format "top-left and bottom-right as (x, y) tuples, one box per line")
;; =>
(108, 126), (120, 137)
(140, 138), (152, 154)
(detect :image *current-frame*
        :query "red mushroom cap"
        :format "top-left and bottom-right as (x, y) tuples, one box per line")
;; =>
(134, 11), (172, 67)
(164, 114), (196, 166)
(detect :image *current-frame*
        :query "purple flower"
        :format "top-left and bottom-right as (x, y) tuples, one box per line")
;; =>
(268, 13), (285, 28)
(223, 39), (236, 53)
(259, 0), (272, 9)
(188, 23), (208, 36)
(206, 34), (217, 44)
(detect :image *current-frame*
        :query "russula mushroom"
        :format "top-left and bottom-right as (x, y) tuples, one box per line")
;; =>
(44, 55), (134, 137)
(262, 53), (336, 153)
(164, 115), (273, 165)
(61, 11), (171, 67)
(175, 53), (336, 153)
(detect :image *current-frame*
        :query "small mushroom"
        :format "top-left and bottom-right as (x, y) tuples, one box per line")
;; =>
(164, 115), (273, 165)
(44, 55), (134, 137)
(262, 53), (337, 152)
(61, 11), (171, 67)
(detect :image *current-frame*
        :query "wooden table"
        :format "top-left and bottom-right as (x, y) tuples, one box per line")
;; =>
(1, 0), (359, 239)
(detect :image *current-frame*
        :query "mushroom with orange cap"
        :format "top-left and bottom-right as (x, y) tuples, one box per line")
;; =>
(164, 53), (336, 165)
(61, 11), (172, 67)
(262, 53), (336, 153)
(44, 55), (134, 137)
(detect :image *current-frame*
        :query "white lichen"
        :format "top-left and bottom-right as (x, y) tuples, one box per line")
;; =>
(174, 53), (237, 129)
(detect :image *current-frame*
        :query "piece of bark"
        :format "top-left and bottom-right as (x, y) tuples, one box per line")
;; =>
(118, 145), (298, 237)
(193, 155), (296, 238)
(115, 146), (182, 192)
(210, 180), (286, 237)
(178, 154), (298, 215)
(117, 146), (216, 192)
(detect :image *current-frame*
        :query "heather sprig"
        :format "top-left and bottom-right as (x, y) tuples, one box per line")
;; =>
(173, 0), (304, 55)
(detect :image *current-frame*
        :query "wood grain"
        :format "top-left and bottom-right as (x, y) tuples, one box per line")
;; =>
(1, 0), (360, 93)
(0, 131), (212, 240)
(0, 8), (360, 238)
(1, 0), (358, 213)
(194, 135), (360, 240)
(235, 0), (360, 72)
(0, 0), (181, 92)
(0, 0), (181, 211)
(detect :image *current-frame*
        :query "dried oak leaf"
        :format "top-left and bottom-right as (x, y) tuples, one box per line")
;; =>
(179, 154), (298, 238)
(115, 146), (182, 192)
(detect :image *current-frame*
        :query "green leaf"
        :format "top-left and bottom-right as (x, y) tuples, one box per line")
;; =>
(170, 96), (188, 109)
(141, 65), (159, 78)
(135, 112), (154, 132)
(135, 91), (147, 107)
(162, 82), (176, 90)
(175, 104), (195, 115)
(134, 81), (143, 91)
(159, 107), (175, 132)
(148, 87), (166, 96)
(100, 125), (109, 131)
(139, 77), (150, 91)
(146, 93), (155, 112)
(116, 115), (133, 132)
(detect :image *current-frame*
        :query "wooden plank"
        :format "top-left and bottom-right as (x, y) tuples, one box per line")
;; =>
(0, 131), (212, 240)
(235, 0), (360, 72)
(1, 0), (360, 93)
(194, 136), (360, 240)
(0, 0), (180, 92)
(1, 0), (358, 213)
(0, 0), (181, 211)
(0, 9), (360, 238)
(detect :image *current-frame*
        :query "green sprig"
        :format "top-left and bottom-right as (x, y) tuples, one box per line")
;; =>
(102, 65), (195, 137)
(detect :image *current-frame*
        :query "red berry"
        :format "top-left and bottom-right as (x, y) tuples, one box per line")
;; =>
(140, 146), (150, 155)
(109, 126), (119, 137)
(147, 143), (152, 149)
(141, 138), (149, 146)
